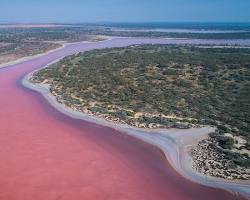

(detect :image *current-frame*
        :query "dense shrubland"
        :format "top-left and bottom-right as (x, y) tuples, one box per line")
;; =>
(32, 45), (250, 167)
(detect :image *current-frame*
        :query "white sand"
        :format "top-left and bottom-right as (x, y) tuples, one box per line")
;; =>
(0, 43), (66, 69)
(0, 36), (113, 69)
(1, 36), (247, 198)
(22, 67), (250, 198)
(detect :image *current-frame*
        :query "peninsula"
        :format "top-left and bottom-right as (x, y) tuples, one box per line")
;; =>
(30, 44), (250, 181)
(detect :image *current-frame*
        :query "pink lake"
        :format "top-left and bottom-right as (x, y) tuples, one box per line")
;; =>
(0, 38), (247, 200)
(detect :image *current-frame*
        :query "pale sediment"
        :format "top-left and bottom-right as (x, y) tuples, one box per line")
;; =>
(22, 68), (250, 198)
(0, 36), (114, 70)
(0, 43), (66, 69)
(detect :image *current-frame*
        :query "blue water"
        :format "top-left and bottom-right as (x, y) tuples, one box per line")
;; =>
(101, 22), (250, 31)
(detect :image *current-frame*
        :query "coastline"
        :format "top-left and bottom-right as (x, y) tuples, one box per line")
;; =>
(22, 60), (250, 198)
(1, 35), (250, 71)
(0, 43), (66, 69)
(0, 36), (113, 70)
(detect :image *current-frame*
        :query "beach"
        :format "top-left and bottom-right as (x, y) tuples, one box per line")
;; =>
(0, 37), (249, 200)
(23, 69), (250, 198)
(0, 43), (66, 69)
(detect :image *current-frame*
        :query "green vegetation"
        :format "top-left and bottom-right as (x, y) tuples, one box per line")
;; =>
(100, 30), (250, 39)
(0, 41), (61, 64)
(217, 136), (235, 150)
(1, 24), (250, 64)
(0, 26), (102, 65)
(32, 45), (250, 166)
(0, 27), (98, 43)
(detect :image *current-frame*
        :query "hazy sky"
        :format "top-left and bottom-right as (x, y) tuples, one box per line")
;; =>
(0, 0), (250, 23)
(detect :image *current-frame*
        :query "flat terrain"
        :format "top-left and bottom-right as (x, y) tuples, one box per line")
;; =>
(0, 26), (103, 65)
(101, 22), (250, 39)
(0, 41), (61, 65)
(0, 39), (244, 200)
(32, 45), (250, 179)
(1, 22), (250, 65)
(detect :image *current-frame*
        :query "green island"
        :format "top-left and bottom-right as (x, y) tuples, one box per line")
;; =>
(31, 45), (250, 180)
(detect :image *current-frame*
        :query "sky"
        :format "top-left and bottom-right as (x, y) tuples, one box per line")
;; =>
(0, 0), (250, 23)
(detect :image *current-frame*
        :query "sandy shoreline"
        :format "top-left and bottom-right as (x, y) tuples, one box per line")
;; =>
(2, 36), (250, 71)
(22, 59), (250, 198)
(1, 36), (248, 198)
(0, 36), (113, 70)
(0, 43), (68, 69)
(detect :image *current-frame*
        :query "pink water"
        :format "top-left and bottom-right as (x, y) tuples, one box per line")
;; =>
(0, 38), (246, 200)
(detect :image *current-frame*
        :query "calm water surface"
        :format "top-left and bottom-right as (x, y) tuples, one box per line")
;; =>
(0, 38), (247, 200)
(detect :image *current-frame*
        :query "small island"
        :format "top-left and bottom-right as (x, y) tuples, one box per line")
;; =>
(30, 44), (250, 180)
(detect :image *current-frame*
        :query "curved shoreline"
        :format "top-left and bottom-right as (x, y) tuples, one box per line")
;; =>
(2, 36), (250, 70)
(0, 43), (66, 69)
(0, 36), (113, 70)
(22, 55), (250, 198)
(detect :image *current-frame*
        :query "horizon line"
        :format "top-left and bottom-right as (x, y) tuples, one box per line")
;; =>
(0, 21), (250, 25)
